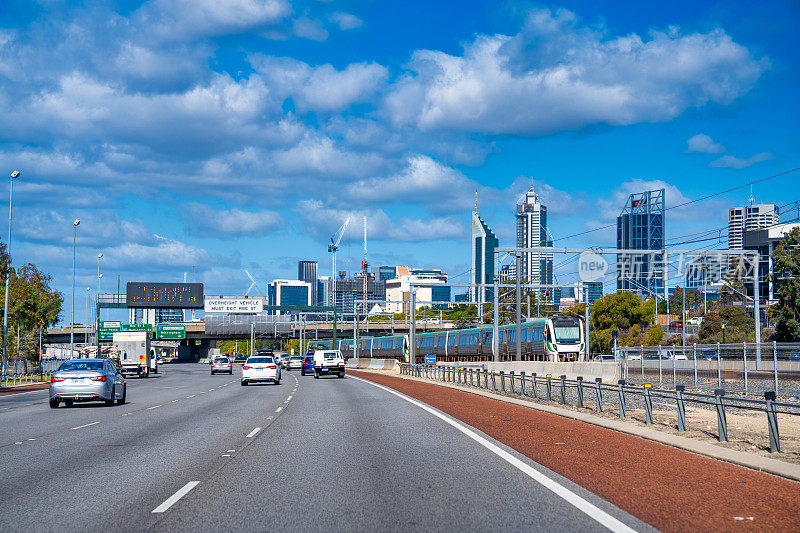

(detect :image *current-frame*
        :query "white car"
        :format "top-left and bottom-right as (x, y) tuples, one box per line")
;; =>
(313, 350), (345, 378)
(286, 356), (303, 371)
(687, 317), (704, 326)
(241, 355), (281, 386)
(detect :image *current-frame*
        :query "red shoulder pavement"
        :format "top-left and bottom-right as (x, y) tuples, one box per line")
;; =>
(349, 369), (800, 532)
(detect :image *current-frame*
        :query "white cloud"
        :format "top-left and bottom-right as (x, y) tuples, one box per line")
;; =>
(292, 17), (329, 41)
(272, 134), (384, 178)
(709, 152), (774, 169)
(184, 203), (283, 236)
(686, 134), (725, 154)
(328, 12), (363, 31)
(384, 8), (768, 135)
(595, 178), (692, 222)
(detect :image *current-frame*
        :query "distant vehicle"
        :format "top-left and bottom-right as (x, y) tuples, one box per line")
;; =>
(286, 356), (303, 371)
(241, 355), (280, 386)
(788, 350), (800, 361)
(313, 350), (345, 379)
(673, 353), (688, 361)
(233, 354), (247, 364)
(695, 350), (719, 360)
(156, 357), (165, 365)
(301, 355), (314, 376)
(211, 356), (233, 375)
(687, 317), (704, 326)
(592, 354), (616, 361)
(49, 359), (126, 408)
(669, 320), (683, 328)
(627, 354), (642, 361)
(114, 331), (151, 378)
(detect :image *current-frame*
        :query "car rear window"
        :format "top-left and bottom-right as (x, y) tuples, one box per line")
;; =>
(324, 352), (338, 360)
(304, 356), (313, 362)
(290, 357), (302, 361)
(58, 360), (105, 372)
(247, 357), (273, 364)
(214, 357), (229, 363)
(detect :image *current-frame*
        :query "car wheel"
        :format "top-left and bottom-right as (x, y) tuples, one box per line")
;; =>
(64, 400), (73, 407)
(300, 370), (305, 376)
(275, 378), (280, 385)
(104, 397), (114, 407)
(117, 386), (126, 405)
(241, 380), (248, 386)
(229, 370), (233, 375)
(314, 372), (320, 379)
(49, 399), (59, 409)
(338, 371), (345, 378)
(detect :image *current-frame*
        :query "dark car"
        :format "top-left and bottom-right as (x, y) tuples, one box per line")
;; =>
(301, 355), (314, 376)
(669, 320), (683, 328)
(233, 354), (247, 364)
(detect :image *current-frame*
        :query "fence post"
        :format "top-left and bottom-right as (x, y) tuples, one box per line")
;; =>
(500, 371), (506, 392)
(644, 384), (653, 424)
(658, 349), (663, 387)
(484, 369), (489, 389)
(640, 345), (644, 381)
(559, 375), (567, 404)
(743, 342), (748, 395)
(714, 389), (728, 442)
(693, 343), (697, 387)
(531, 373), (538, 399)
(765, 391), (781, 453)
(510, 371), (515, 395)
(676, 385), (686, 432)
(716, 343), (722, 388)
(491, 371), (496, 392)
(672, 349), (677, 387)
(546, 374), (552, 401)
(469, 368), (474, 387)
(594, 378), (603, 412)
(773, 341), (779, 396)
(577, 377), (584, 408)
(617, 379), (626, 417)
(520, 371), (526, 396)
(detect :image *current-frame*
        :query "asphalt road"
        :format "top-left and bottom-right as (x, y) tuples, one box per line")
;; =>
(0, 364), (647, 532)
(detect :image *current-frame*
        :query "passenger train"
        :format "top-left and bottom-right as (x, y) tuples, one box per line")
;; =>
(309, 316), (585, 363)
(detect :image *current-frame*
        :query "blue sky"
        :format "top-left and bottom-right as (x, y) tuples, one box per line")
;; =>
(0, 0), (798, 324)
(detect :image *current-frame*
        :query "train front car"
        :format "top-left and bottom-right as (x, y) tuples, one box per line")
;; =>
(545, 316), (586, 361)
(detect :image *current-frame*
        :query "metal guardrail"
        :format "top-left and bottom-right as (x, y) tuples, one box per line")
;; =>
(400, 363), (800, 453)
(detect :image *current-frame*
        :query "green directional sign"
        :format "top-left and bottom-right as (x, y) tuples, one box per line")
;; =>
(124, 323), (153, 333)
(155, 325), (186, 340)
(98, 322), (153, 341)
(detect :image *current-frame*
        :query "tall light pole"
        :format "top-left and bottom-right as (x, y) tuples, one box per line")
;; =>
(70, 218), (80, 358)
(1, 170), (20, 382)
(85, 288), (90, 345)
(97, 252), (103, 344)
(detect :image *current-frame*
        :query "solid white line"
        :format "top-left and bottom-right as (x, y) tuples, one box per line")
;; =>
(186, 395), (195, 399)
(147, 405), (162, 410)
(70, 421), (99, 430)
(246, 427), (261, 438)
(275, 406), (283, 412)
(351, 376), (637, 533)
(152, 481), (200, 513)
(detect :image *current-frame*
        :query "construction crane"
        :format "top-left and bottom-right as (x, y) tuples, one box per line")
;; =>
(328, 216), (351, 299)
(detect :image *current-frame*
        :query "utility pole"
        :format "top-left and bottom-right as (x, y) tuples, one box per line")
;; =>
(584, 284), (590, 361)
(409, 290), (416, 364)
(515, 253), (522, 361)
(492, 255), (499, 362)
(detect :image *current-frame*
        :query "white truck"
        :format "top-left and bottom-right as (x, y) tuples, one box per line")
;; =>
(113, 331), (152, 378)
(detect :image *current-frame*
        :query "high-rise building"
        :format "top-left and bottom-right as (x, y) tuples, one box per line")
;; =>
(298, 261), (318, 305)
(585, 281), (603, 305)
(617, 189), (665, 295)
(267, 279), (312, 315)
(317, 276), (330, 307)
(385, 268), (450, 313)
(728, 203), (779, 250)
(130, 308), (183, 325)
(372, 266), (397, 282)
(516, 187), (554, 302)
(331, 276), (386, 316)
(472, 211), (498, 304)
(743, 222), (800, 304)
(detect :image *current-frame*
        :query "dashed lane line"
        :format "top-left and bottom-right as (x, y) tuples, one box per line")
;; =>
(186, 395), (195, 399)
(246, 427), (262, 438)
(147, 405), (162, 410)
(275, 406), (283, 413)
(71, 421), (100, 430)
(152, 481), (200, 514)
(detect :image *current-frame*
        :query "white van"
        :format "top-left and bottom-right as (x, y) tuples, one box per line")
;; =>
(312, 350), (345, 379)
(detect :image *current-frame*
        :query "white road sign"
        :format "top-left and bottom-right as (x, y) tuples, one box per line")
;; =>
(204, 297), (264, 314)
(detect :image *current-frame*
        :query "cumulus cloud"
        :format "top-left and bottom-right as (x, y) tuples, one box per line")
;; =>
(183, 203), (283, 236)
(328, 12), (363, 31)
(295, 200), (466, 242)
(384, 8), (768, 135)
(686, 134), (725, 154)
(709, 152), (774, 169)
(595, 178), (692, 222)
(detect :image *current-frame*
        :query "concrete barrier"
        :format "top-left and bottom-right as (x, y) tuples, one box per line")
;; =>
(345, 358), (401, 373)
(483, 361), (620, 382)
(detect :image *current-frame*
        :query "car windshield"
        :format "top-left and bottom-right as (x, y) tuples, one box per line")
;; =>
(553, 326), (581, 343)
(304, 357), (313, 362)
(247, 357), (273, 364)
(214, 358), (229, 363)
(58, 360), (105, 372)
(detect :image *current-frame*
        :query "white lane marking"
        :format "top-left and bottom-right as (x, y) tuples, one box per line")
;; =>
(351, 376), (637, 533)
(147, 405), (162, 410)
(246, 427), (262, 438)
(286, 395), (293, 401)
(171, 399), (179, 403)
(221, 454), (231, 457)
(266, 416), (273, 420)
(186, 395), (195, 399)
(28, 438), (35, 441)
(152, 481), (200, 513)
(14, 441), (22, 444)
(71, 421), (100, 430)
(275, 406), (283, 413)
(200, 391), (205, 394)
(227, 449), (235, 453)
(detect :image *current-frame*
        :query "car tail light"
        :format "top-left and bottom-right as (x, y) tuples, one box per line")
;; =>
(51, 376), (65, 382)
(268, 365), (276, 369)
(242, 365), (252, 370)
(91, 375), (107, 382)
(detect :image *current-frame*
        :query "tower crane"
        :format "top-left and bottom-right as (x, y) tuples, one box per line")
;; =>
(328, 216), (351, 304)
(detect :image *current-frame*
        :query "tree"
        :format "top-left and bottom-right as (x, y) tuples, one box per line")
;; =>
(772, 227), (800, 341)
(698, 306), (755, 344)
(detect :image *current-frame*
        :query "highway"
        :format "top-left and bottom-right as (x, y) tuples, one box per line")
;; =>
(0, 364), (649, 532)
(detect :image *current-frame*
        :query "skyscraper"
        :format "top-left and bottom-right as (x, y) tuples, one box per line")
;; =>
(471, 211), (498, 305)
(298, 260), (318, 305)
(728, 202), (779, 250)
(616, 188), (665, 295)
(516, 187), (554, 302)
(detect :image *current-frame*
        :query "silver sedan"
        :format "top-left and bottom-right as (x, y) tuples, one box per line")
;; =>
(49, 359), (126, 408)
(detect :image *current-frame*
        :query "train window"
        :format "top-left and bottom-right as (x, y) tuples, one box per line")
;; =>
(481, 331), (492, 344)
(447, 334), (455, 346)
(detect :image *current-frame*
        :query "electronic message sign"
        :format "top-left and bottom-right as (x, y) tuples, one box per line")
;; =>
(126, 282), (204, 308)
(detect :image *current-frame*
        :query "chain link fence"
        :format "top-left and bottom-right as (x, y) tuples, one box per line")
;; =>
(616, 342), (800, 398)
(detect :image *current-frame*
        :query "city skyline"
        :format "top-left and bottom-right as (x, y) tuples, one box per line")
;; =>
(0, 1), (797, 324)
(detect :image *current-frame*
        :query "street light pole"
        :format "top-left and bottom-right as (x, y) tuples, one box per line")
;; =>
(85, 287), (90, 345)
(97, 253), (103, 345)
(1, 170), (20, 382)
(70, 219), (80, 359)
